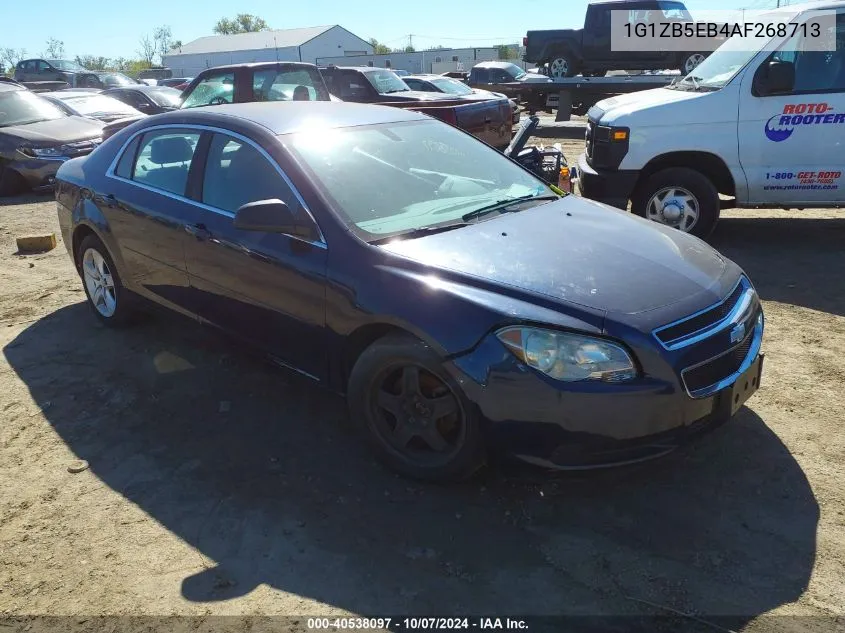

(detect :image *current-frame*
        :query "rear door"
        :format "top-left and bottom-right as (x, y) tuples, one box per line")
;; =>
(183, 130), (329, 379)
(739, 9), (845, 205)
(103, 126), (203, 316)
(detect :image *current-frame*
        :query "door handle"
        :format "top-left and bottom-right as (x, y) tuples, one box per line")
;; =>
(184, 223), (211, 241)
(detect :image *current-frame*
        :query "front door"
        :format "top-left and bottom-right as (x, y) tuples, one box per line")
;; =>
(183, 131), (328, 379)
(739, 9), (845, 205)
(102, 127), (203, 317)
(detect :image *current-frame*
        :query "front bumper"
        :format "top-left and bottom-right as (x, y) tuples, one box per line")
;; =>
(577, 152), (639, 210)
(445, 329), (763, 470)
(11, 157), (69, 190)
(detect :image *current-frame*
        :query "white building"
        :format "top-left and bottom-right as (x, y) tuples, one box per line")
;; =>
(316, 46), (523, 75)
(163, 25), (373, 77)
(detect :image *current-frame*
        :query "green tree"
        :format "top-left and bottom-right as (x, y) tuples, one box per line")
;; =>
(368, 38), (391, 55)
(496, 44), (517, 60)
(75, 55), (111, 70)
(213, 14), (269, 34)
(1, 48), (26, 74)
(138, 35), (156, 66)
(44, 38), (65, 58)
(404, 45), (416, 53)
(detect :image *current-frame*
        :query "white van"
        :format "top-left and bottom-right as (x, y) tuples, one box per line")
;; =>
(577, 1), (845, 238)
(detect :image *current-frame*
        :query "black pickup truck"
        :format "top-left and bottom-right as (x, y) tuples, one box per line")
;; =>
(320, 66), (514, 149)
(523, 0), (710, 78)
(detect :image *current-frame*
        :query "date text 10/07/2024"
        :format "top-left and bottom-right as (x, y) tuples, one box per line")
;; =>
(307, 617), (529, 630)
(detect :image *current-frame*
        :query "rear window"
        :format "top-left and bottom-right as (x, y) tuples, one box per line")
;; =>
(253, 67), (330, 102)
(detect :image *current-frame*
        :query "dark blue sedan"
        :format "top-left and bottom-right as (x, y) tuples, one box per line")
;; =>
(55, 102), (764, 481)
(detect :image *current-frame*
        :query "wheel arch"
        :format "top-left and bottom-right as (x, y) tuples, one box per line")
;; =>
(635, 151), (736, 198)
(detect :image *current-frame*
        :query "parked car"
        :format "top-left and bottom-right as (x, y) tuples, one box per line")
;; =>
(55, 101), (763, 481)
(138, 67), (173, 82)
(102, 86), (182, 114)
(523, 0), (711, 78)
(320, 66), (514, 149)
(0, 83), (103, 195)
(13, 58), (101, 88)
(180, 62), (332, 108)
(40, 91), (145, 123)
(392, 69), (411, 77)
(404, 74), (520, 125)
(578, 3), (845, 239)
(468, 62), (551, 86)
(158, 77), (193, 88)
(93, 72), (141, 89)
(440, 71), (469, 81)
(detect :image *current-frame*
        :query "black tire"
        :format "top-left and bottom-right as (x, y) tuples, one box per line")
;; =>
(348, 334), (486, 482)
(0, 162), (27, 197)
(547, 54), (578, 78)
(632, 167), (720, 239)
(679, 53), (707, 75)
(76, 234), (135, 327)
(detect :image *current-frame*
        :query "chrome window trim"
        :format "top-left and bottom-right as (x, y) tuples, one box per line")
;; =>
(652, 277), (752, 351)
(105, 122), (327, 248)
(681, 312), (764, 399)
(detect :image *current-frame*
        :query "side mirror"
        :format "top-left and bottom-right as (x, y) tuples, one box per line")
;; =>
(233, 199), (318, 240)
(757, 60), (795, 96)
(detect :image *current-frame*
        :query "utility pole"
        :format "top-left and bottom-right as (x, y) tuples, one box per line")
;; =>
(408, 34), (414, 50)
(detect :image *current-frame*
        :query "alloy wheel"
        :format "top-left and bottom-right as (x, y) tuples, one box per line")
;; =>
(370, 363), (466, 466)
(645, 186), (700, 232)
(82, 248), (117, 317)
(684, 54), (706, 74)
(549, 58), (570, 78)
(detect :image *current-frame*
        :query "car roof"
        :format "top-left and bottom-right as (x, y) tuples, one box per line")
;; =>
(0, 83), (25, 93)
(106, 85), (179, 94)
(43, 90), (100, 99)
(197, 62), (317, 74)
(150, 102), (428, 135)
(474, 62), (520, 69)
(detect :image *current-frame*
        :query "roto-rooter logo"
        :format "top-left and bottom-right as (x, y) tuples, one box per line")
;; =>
(765, 103), (845, 142)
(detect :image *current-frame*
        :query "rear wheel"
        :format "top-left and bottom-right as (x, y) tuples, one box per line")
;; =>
(547, 55), (577, 78)
(76, 234), (135, 326)
(348, 334), (485, 482)
(680, 53), (707, 75)
(632, 167), (720, 239)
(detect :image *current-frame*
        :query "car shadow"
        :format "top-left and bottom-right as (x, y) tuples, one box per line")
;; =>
(0, 190), (54, 207)
(3, 302), (818, 628)
(712, 215), (845, 317)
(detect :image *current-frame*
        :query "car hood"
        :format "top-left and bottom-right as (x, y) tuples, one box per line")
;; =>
(517, 74), (553, 84)
(383, 90), (456, 101)
(591, 86), (718, 126)
(1, 116), (104, 145)
(380, 196), (727, 315)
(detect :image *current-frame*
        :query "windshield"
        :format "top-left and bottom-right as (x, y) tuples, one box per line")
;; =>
(502, 63), (527, 80)
(48, 59), (86, 72)
(287, 120), (555, 242)
(365, 70), (410, 94)
(431, 77), (473, 95)
(62, 95), (139, 116)
(98, 73), (136, 87)
(658, 1), (692, 20)
(0, 91), (66, 127)
(148, 88), (182, 107)
(674, 34), (767, 90)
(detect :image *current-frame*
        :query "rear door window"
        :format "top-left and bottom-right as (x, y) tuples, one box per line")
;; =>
(182, 71), (235, 108)
(252, 67), (329, 102)
(131, 129), (202, 196)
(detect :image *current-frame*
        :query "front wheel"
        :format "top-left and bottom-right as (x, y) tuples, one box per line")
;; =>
(632, 167), (720, 239)
(348, 334), (486, 482)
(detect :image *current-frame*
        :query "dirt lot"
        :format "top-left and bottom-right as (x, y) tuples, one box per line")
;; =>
(1, 147), (844, 632)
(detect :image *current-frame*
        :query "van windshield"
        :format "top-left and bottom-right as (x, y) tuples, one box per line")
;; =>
(672, 32), (768, 91)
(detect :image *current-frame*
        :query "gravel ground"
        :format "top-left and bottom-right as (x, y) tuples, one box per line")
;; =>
(1, 159), (844, 633)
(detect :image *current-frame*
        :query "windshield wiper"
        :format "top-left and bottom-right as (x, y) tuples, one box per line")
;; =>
(383, 88), (409, 94)
(370, 222), (471, 244)
(461, 194), (558, 223)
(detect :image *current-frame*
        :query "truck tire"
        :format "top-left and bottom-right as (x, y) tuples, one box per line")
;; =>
(679, 53), (707, 75)
(632, 167), (720, 239)
(547, 55), (578, 78)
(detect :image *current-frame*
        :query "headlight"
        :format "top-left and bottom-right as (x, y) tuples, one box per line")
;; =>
(496, 327), (637, 383)
(18, 146), (63, 158)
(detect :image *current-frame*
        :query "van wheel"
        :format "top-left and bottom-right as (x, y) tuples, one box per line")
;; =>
(76, 234), (135, 326)
(548, 55), (577, 78)
(348, 334), (486, 482)
(632, 167), (720, 239)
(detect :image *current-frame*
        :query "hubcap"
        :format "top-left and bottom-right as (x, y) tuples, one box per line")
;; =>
(371, 364), (465, 465)
(645, 186), (700, 232)
(685, 54), (706, 74)
(82, 248), (117, 317)
(549, 58), (569, 78)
